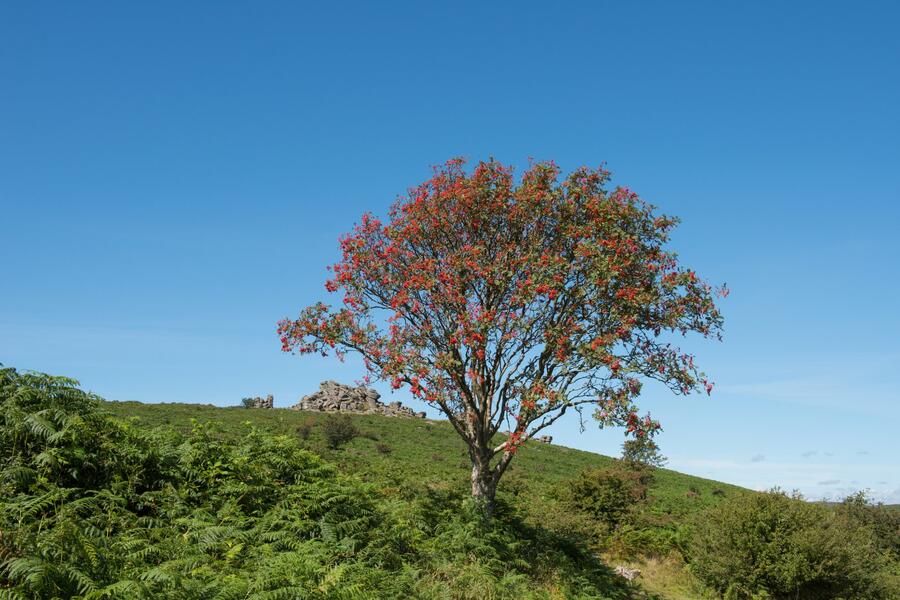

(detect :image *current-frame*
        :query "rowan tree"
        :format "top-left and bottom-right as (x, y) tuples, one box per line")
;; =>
(278, 158), (725, 514)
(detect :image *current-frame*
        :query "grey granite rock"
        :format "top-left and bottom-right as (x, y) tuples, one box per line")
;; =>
(246, 395), (274, 409)
(292, 381), (424, 418)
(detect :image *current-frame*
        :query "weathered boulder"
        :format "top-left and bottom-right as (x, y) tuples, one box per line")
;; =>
(613, 565), (641, 581)
(292, 381), (424, 418)
(246, 394), (274, 409)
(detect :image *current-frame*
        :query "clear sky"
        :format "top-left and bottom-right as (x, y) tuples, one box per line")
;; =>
(2, 2), (898, 502)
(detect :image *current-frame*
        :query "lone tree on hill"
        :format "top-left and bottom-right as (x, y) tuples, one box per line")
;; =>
(279, 158), (725, 514)
(621, 436), (668, 469)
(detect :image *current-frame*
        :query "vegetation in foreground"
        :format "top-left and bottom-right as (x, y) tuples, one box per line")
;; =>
(2, 367), (898, 599)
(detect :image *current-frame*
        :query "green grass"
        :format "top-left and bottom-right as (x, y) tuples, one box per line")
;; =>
(9, 371), (894, 599)
(106, 401), (746, 513)
(105, 401), (749, 598)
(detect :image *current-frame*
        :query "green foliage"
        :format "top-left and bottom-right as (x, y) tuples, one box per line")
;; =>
(296, 415), (317, 440)
(240, 397), (256, 409)
(836, 491), (900, 560)
(94, 393), (900, 600)
(1, 367), (652, 599)
(321, 414), (359, 449)
(688, 489), (899, 599)
(568, 466), (648, 533)
(101, 398), (752, 588)
(104, 399), (745, 519)
(621, 437), (667, 469)
(563, 464), (690, 560)
(1, 367), (418, 598)
(77, 390), (900, 599)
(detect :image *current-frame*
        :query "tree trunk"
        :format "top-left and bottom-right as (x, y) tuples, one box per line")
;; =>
(470, 457), (497, 517)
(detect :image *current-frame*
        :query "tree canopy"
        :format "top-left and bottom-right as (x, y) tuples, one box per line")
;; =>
(279, 158), (726, 510)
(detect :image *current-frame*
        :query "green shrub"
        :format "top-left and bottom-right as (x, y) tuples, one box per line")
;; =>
(21, 367), (843, 598)
(621, 436), (667, 468)
(568, 466), (647, 533)
(0, 367), (419, 599)
(321, 413), (359, 449)
(609, 522), (691, 559)
(837, 491), (900, 560)
(296, 414), (317, 439)
(689, 489), (899, 600)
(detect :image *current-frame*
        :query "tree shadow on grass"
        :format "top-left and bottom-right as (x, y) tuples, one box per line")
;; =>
(409, 485), (649, 600)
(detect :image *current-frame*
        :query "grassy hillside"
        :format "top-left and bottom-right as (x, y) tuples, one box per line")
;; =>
(104, 401), (748, 599)
(5, 369), (895, 600)
(106, 401), (746, 515)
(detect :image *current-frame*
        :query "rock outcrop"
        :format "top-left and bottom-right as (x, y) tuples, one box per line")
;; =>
(246, 395), (274, 409)
(292, 381), (425, 418)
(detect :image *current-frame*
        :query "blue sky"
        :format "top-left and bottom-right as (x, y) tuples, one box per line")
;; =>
(2, 2), (898, 502)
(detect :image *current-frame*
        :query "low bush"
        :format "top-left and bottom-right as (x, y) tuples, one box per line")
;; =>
(621, 436), (667, 468)
(296, 414), (317, 439)
(837, 490), (900, 560)
(567, 466), (647, 534)
(688, 489), (899, 599)
(321, 413), (359, 449)
(608, 522), (689, 559)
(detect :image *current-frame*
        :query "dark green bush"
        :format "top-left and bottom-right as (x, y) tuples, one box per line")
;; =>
(621, 436), (667, 468)
(561, 464), (693, 558)
(608, 521), (692, 559)
(837, 491), (900, 560)
(296, 414), (316, 439)
(321, 413), (359, 449)
(568, 466), (647, 533)
(689, 489), (899, 600)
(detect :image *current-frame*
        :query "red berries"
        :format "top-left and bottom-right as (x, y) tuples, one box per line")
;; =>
(278, 157), (724, 502)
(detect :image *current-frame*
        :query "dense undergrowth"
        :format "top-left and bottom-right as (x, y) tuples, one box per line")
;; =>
(2, 367), (897, 599)
(0, 367), (643, 599)
(689, 490), (899, 599)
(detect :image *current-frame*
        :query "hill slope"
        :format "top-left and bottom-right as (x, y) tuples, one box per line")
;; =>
(106, 401), (747, 518)
(105, 401), (749, 599)
(6, 368), (895, 600)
